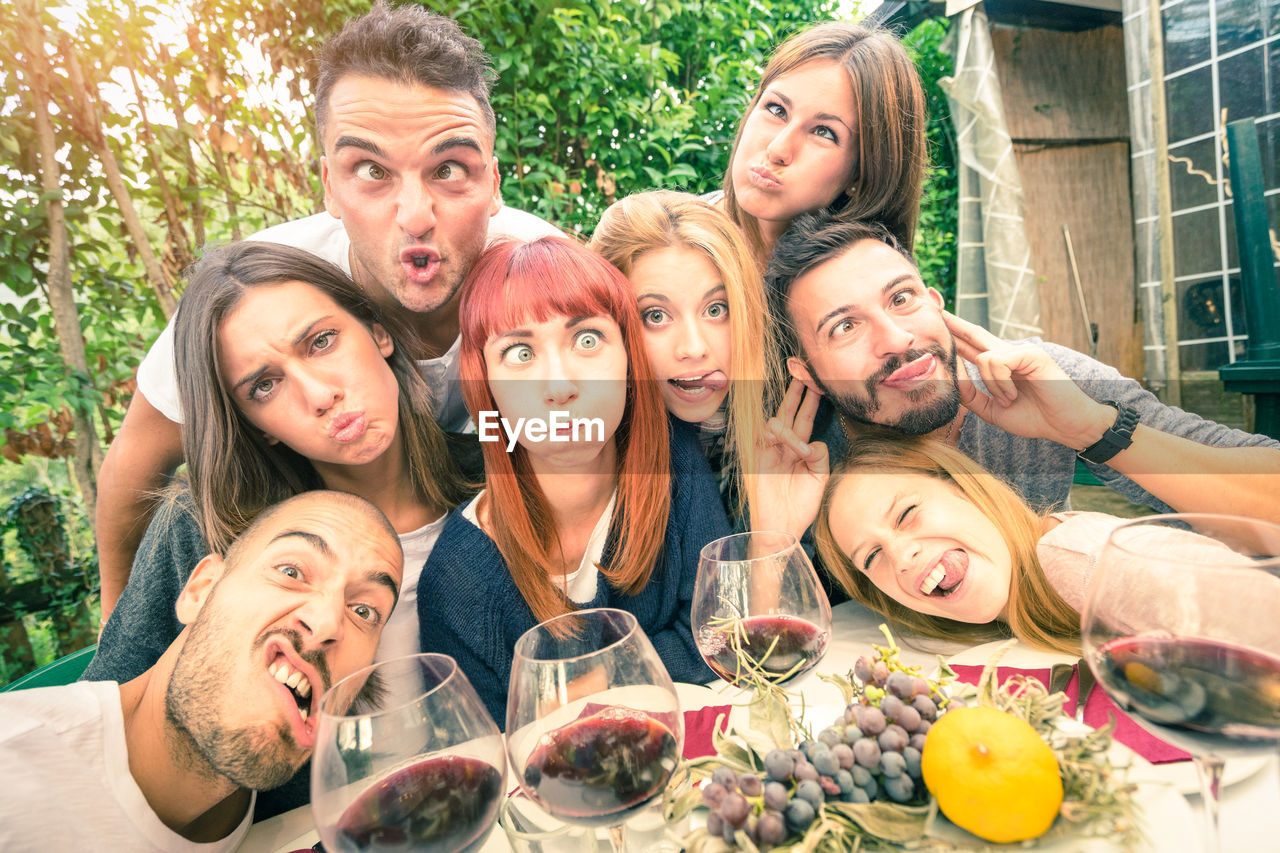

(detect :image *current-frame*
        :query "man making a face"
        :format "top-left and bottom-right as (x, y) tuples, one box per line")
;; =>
(0, 491), (402, 851)
(95, 1), (559, 620)
(767, 213), (1280, 523)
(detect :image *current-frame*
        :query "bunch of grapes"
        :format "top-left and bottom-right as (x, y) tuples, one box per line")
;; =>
(701, 765), (789, 849)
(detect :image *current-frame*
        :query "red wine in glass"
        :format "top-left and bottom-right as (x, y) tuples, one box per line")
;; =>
(699, 614), (829, 685)
(521, 706), (680, 828)
(1094, 635), (1280, 759)
(334, 754), (503, 853)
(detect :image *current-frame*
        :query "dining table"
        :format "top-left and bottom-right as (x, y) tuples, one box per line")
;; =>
(239, 600), (1280, 852)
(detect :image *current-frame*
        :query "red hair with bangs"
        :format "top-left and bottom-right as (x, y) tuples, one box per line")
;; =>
(458, 237), (672, 624)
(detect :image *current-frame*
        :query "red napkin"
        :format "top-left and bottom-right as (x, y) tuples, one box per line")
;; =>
(949, 665), (1191, 764)
(683, 705), (732, 759)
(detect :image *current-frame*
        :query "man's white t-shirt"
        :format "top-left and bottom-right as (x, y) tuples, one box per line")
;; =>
(135, 205), (561, 432)
(0, 681), (255, 853)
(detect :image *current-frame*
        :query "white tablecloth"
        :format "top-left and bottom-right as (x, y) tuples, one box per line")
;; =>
(240, 600), (1279, 852)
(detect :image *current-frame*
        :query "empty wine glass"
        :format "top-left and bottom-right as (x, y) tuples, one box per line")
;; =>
(311, 652), (507, 853)
(505, 608), (683, 852)
(692, 531), (832, 688)
(1081, 514), (1280, 853)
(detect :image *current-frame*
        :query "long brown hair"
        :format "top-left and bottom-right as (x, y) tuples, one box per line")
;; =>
(722, 22), (926, 266)
(589, 190), (783, 522)
(174, 241), (470, 552)
(814, 437), (1081, 654)
(458, 237), (672, 625)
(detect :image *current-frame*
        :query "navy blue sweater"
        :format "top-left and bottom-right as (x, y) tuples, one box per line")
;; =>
(417, 420), (726, 726)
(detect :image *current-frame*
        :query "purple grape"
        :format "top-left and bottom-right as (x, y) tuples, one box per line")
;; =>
(842, 724), (863, 744)
(795, 779), (824, 808)
(911, 676), (930, 697)
(871, 661), (890, 684)
(722, 818), (738, 844)
(702, 781), (728, 808)
(884, 774), (915, 803)
(812, 750), (839, 777)
(858, 705), (887, 735)
(785, 798), (816, 831)
(763, 781), (789, 812)
(848, 786), (870, 804)
(834, 769), (855, 795)
(712, 766), (738, 790)
(878, 725), (908, 752)
(916, 719), (932, 735)
(738, 773), (763, 797)
(861, 775), (879, 800)
(879, 694), (905, 720)
(706, 811), (725, 837)
(764, 749), (795, 782)
(794, 760), (819, 782)
(908, 732), (928, 752)
(850, 765), (872, 788)
(758, 811), (786, 845)
(911, 694), (937, 721)
(818, 726), (842, 747)
(831, 743), (855, 770)
(721, 792), (751, 827)
(853, 655), (873, 683)
(853, 738), (881, 768)
(895, 705), (922, 733)
(886, 670), (914, 700)
(879, 751), (906, 778)
(903, 746), (922, 779)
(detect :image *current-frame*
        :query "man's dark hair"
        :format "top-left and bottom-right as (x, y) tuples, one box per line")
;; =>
(314, 1), (497, 141)
(764, 213), (915, 360)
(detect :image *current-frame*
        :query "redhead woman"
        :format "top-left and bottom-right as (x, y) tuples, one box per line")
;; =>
(417, 237), (726, 722)
(86, 242), (474, 710)
(716, 22), (926, 268)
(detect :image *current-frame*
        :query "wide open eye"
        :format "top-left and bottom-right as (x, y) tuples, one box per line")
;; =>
(354, 162), (387, 181)
(575, 330), (603, 351)
(500, 343), (534, 366)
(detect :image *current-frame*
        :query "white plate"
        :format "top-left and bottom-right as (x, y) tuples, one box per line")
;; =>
(944, 641), (1270, 795)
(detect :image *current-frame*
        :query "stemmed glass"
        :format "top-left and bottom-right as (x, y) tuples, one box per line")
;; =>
(692, 531), (832, 689)
(1081, 514), (1280, 853)
(311, 653), (507, 853)
(505, 607), (683, 852)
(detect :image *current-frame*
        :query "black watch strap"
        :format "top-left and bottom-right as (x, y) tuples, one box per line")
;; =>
(1077, 400), (1139, 464)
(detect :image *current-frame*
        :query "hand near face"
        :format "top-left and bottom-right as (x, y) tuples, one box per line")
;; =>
(944, 312), (1117, 451)
(749, 379), (830, 539)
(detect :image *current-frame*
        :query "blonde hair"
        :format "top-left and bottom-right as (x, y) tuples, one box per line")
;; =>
(590, 190), (782, 523)
(814, 437), (1081, 654)
(722, 22), (926, 268)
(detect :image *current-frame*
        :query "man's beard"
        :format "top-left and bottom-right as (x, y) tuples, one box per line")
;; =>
(810, 344), (961, 436)
(165, 613), (328, 791)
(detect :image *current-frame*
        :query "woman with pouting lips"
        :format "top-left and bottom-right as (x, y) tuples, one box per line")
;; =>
(416, 237), (727, 724)
(87, 242), (476, 725)
(714, 22), (926, 270)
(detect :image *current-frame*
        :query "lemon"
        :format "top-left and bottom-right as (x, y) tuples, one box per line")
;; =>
(921, 706), (1063, 843)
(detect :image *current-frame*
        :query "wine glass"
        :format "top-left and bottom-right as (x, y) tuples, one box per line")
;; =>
(1081, 514), (1280, 853)
(505, 607), (683, 852)
(311, 652), (507, 853)
(691, 531), (833, 688)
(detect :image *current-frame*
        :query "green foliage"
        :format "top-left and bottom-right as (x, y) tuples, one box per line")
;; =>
(904, 17), (958, 309)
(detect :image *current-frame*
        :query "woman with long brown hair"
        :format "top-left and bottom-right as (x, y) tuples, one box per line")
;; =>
(716, 22), (926, 268)
(418, 237), (727, 722)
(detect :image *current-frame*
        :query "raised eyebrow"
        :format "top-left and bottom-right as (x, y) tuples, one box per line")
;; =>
(268, 530), (333, 556)
(814, 303), (856, 336)
(764, 88), (792, 111)
(333, 135), (387, 159)
(359, 569), (400, 609)
(229, 318), (334, 392)
(814, 111), (854, 133)
(636, 293), (670, 304)
(432, 135), (484, 157)
(883, 273), (922, 296)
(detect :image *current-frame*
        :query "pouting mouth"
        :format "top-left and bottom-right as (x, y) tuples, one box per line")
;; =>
(399, 247), (441, 268)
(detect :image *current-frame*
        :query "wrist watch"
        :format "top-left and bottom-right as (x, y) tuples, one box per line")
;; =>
(1077, 399), (1139, 464)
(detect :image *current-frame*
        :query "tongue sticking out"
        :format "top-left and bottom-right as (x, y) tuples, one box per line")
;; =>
(670, 371), (727, 392)
(935, 550), (968, 593)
